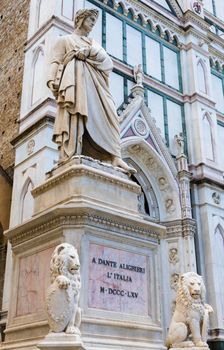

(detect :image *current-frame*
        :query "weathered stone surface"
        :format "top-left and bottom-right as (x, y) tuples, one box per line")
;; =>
(0, 0), (29, 172)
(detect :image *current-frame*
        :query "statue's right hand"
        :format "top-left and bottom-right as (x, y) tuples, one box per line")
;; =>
(56, 275), (70, 289)
(76, 47), (90, 61)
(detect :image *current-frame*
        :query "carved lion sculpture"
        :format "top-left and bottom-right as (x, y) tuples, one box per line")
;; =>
(166, 272), (213, 348)
(46, 243), (81, 334)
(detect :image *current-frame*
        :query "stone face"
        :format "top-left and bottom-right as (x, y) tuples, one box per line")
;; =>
(88, 243), (148, 315)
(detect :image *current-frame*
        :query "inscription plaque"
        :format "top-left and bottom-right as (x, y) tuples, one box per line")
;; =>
(88, 243), (149, 315)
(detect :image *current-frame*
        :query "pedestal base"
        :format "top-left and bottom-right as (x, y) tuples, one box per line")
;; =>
(4, 156), (165, 350)
(37, 332), (85, 350)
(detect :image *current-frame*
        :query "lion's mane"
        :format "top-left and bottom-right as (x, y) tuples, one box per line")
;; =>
(176, 272), (206, 315)
(50, 243), (81, 292)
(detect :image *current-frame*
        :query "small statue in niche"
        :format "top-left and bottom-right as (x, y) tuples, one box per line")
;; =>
(166, 272), (213, 349)
(174, 133), (184, 157)
(46, 243), (82, 334)
(133, 64), (143, 86)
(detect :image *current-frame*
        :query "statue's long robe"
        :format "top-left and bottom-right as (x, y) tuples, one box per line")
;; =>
(48, 33), (121, 159)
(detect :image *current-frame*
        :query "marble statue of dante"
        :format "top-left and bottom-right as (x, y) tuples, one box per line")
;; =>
(47, 8), (132, 172)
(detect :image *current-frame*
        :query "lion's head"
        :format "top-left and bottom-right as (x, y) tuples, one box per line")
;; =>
(50, 243), (80, 283)
(176, 272), (206, 305)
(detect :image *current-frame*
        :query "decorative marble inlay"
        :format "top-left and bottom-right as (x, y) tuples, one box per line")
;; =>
(16, 246), (54, 316)
(133, 118), (148, 137)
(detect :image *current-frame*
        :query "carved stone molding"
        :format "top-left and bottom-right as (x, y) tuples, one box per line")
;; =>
(33, 166), (140, 197)
(182, 218), (196, 238)
(163, 220), (183, 238)
(163, 219), (196, 238)
(6, 208), (163, 248)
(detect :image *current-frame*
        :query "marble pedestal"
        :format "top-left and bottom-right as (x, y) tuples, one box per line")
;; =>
(32, 156), (141, 218)
(3, 157), (166, 350)
(38, 333), (85, 350)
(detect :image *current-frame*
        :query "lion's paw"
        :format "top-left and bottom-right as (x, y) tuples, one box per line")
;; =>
(194, 340), (208, 347)
(56, 275), (70, 289)
(65, 325), (81, 335)
(205, 304), (214, 313)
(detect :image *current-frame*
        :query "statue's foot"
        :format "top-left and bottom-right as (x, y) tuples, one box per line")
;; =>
(112, 156), (136, 174)
(65, 325), (81, 335)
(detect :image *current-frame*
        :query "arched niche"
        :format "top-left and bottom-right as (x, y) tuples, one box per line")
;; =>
(121, 137), (181, 222)
(20, 178), (34, 223)
(31, 46), (45, 105)
(197, 59), (208, 94)
(213, 221), (224, 320)
(61, 0), (74, 20)
(128, 160), (160, 221)
(202, 112), (215, 161)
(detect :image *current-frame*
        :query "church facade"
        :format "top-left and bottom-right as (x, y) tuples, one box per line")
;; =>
(0, 0), (224, 349)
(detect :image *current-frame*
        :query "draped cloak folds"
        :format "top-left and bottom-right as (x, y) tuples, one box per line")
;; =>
(47, 33), (121, 159)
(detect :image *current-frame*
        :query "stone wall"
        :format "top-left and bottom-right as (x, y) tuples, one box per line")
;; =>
(0, 0), (30, 176)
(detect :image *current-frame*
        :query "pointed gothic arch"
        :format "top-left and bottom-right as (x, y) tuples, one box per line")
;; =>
(127, 7), (135, 20)
(172, 34), (180, 47)
(213, 216), (224, 237)
(31, 45), (45, 105)
(154, 23), (163, 37)
(117, 1), (126, 14)
(197, 59), (208, 94)
(121, 137), (181, 222)
(215, 224), (224, 240)
(61, 0), (75, 20)
(20, 177), (35, 223)
(164, 29), (172, 42)
(202, 112), (215, 161)
(213, 217), (224, 320)
(36, 0), (49, 28)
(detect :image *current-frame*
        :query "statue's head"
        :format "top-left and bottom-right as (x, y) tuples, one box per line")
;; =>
(74, 8), (99, 33)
